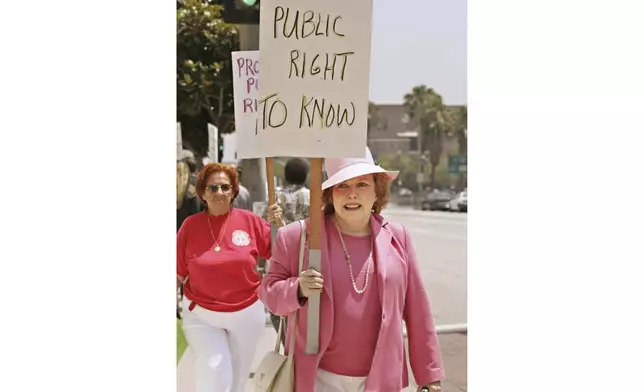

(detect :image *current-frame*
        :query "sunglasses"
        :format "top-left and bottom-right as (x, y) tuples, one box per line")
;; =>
(206, 184), (232, 193)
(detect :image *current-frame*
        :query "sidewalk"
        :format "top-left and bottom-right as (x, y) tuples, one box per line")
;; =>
(243, 325), (467, 391)
(432, 333), (468, 392)
(178, 324), (466, 391)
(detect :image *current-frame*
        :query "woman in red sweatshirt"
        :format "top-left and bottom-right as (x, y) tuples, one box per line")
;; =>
(177, 162), (283, 392)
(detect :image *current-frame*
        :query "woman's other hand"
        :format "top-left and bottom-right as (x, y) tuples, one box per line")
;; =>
(267, 203), (285, 227)
(417, 382), (442, 391)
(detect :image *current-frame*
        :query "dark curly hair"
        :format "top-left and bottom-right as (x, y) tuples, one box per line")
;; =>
(284, 158), (309, 185)
(322, 172), (391, 215)
(195, 163), (240, 206)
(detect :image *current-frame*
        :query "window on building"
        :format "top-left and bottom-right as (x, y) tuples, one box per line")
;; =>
(410, 136), (419, 151)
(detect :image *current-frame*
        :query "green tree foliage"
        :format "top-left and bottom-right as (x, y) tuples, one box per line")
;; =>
(448, 105), (467, 155)
(367, 101), (381, 138)
(376, 153), (419, 189)
(403, 85), (450, 189)
(177, 0), (239, 158)
(446, 105), (467, 189)
(378, 95), (466, 192)
(378, 152), (456, 191)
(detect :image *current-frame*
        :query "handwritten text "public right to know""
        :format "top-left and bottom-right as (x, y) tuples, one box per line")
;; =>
(259, 5), (358, 131)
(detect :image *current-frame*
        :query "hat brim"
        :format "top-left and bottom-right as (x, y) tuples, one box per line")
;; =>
(322, 162), (399, 190)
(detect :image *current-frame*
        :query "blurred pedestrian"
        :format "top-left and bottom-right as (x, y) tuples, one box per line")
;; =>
(177, 149), (201, 319)
(231, 163), (252, 211)
(177, 149), (201, 231)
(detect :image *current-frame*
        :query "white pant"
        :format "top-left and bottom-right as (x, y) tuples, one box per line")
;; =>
(315, 369), (367, 392)
(180, 297), (265, 392)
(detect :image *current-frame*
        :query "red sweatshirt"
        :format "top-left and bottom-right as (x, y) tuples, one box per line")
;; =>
(177, 209), (271, 312)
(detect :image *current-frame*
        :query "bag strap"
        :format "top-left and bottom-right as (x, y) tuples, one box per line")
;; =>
(273, 220), (306, 361)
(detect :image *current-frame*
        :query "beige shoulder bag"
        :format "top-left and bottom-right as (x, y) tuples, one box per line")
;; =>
(253, 220), (307, 392)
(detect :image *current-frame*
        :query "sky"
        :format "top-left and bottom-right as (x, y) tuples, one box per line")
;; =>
(369, 0), (467, 105)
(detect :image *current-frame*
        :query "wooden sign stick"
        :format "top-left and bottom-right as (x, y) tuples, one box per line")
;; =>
(256, 157), (277, 275)
(265, 157), (276, 206)
(265, 156), (320, 353)
(265, 157), (277, 245)
(306, 158), (323, 354)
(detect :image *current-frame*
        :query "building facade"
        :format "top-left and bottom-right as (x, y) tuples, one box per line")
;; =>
(367, 104), (463, 160)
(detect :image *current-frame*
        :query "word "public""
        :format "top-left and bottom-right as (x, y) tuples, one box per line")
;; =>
(273, 7), (345, 40)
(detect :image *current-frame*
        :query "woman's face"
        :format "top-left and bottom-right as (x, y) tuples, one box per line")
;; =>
(203, 171), (234, 208)
(331, 174), (377, 225)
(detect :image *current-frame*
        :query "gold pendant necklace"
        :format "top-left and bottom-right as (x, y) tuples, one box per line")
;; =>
(207, 211), (230, 252)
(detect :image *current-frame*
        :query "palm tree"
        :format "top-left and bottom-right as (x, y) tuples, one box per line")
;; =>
(450, 105), (467, 154)
(403, 85), (449, 189)
(367, 101), (381, 139)
(448, 105), (467, 190)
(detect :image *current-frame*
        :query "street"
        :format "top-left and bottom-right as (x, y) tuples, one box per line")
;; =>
(381, 204), (467, 326)
(382, 204), (467, 392)
(178, 204), (468, 391)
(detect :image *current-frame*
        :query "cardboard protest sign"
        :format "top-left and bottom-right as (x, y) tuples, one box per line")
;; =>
(249, 0), (373, 158)
(231, 51), (260, 159)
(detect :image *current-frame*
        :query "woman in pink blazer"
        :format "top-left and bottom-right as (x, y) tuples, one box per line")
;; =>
(259, 147), (445, 392)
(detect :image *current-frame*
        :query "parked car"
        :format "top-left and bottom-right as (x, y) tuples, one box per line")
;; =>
(453, 190), (467, 212)
(448, 195), (461, 212)
(421, 190), (454, 211)
(396, 188), (414, 205)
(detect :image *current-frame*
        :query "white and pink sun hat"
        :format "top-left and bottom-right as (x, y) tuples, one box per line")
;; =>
(322, 146), (399, 190)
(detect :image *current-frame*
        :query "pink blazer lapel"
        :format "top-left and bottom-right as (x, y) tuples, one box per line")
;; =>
(370, 214), (392, 306)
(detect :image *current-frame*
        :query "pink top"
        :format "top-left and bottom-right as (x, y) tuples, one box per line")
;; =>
(318, 228), (381, 377)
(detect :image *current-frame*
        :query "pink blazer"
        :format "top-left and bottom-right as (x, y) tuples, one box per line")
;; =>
(259, 214), (445, 391)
